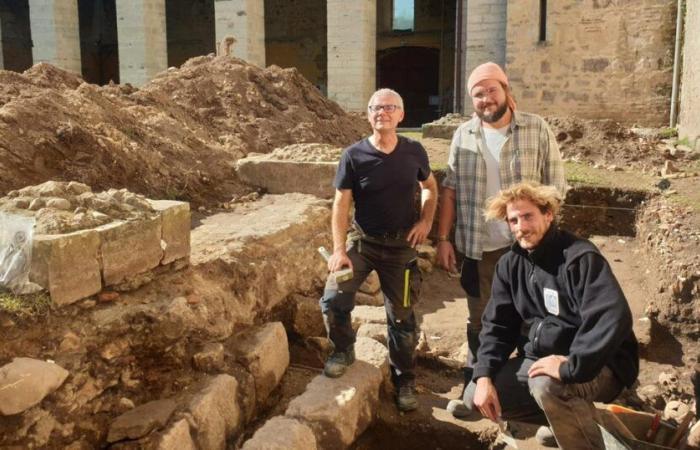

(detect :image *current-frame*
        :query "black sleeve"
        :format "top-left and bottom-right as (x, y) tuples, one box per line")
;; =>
(558, 252), (633, 384)
(416, 143), (431, 182)
(473, 257), (523, 380)
(334, 148), (354, 190)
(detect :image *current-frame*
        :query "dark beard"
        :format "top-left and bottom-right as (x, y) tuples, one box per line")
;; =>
(476, 101), (508, 123)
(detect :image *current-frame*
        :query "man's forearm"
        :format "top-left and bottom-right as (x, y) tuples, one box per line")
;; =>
(331, 191), (351, 252)
(420, 185), (438, 226)
(437, 187), (456, 237)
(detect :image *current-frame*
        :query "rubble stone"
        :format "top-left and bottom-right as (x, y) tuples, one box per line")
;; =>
(234, 322), (289, 406)
(241, 416), (317, 450)
(356, 323), (387, 346)
(358, 271), (380, 294)
(188, 375), (241, 450)
(193, 342), (225, 372)
(292, 295), (325, 337)
(157, 419), (195, 450)
(285, 360), (382, 449)
(351, 305), (387, 330)
(354, 291), (383, 306)
(0, 358), (69, 416)
(107, 398), (176, 443)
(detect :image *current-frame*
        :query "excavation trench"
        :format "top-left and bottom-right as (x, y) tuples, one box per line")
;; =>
(241, 185), (655, 449)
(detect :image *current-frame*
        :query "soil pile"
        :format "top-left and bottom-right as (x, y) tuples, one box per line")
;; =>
(0, 58), (369, 206)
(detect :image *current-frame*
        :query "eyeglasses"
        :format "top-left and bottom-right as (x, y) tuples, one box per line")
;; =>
(368, 104), (401, 113)
(472, 86), (501, 101)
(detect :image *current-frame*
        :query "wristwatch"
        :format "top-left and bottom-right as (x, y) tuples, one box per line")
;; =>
(438, 236), (449, 242)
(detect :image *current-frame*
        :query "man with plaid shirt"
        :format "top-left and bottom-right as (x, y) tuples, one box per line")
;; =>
(436, 62), (566, 417)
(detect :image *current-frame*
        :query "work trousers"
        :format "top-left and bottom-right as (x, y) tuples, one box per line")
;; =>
(460, 246), (510, 368)
(319, 237), (421, 384)
(463, 357), (623, 449)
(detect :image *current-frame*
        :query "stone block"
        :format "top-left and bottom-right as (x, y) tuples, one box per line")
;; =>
(188, 375), (241, 450)
(30, 229), (102, 305)
(107, 398), (176, 443)
(354, 291), (383, 306)
(351, 305), (387, 330)
(98, 217), (163, 285)
(234, 322), (289, 406)
(358, 270), (380, 294)
(241, 416), (317, 450)
(157, 419), (195, 450)
(148, 200), (191, 264)
(236, 159), (337, 199)
(292, 295), (325, 337)
(193, 342), (225, 372)
(356, 323), (387, 346)
(285, 360), (382, 449)
(354, 336), (389, 381)
(0, 358), (69, 416)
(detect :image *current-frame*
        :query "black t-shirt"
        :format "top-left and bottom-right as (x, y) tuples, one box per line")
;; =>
(334, 136), (431, 235)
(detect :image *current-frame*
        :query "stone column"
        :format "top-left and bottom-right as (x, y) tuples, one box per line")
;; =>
(679, 0), (700, 147)
(215, 0), (265, 67)
(28, 0), (81, 74)
(327, 0), (376, 112)
(462, 0), (507, 113)
(116, 0), (167, 86)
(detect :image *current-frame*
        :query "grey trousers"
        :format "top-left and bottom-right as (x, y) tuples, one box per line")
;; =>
(319, 237), (421, 384)
(463, 357), (623, 449)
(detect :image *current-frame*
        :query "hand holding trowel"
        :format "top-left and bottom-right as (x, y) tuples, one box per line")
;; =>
(318, 246), (353, 283)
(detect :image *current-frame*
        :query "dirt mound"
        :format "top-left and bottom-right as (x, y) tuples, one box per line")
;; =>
(0, 57), (369, 206)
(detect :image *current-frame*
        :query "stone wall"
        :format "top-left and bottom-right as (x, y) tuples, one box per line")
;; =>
(264, 0), (326, 92)
(679, 0), (700, 145)
(506, 0), (676, 126)
(215, 0), (266, 68)
(327, 0), (376, 112)
(116, 0), (167, 86)
(462, 0), (507, 114)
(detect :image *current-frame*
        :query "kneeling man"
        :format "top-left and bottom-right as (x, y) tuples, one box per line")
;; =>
(463, 182), (638, 449)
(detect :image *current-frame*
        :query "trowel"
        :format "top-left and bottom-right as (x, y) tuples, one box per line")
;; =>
(317, 246), (353, 283)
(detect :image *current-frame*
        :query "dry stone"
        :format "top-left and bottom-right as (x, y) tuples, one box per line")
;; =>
(188, 375), (241, 450)
(0, 358), (69, 416)
(354, 291), (383, 306)
(354, 337), (390, 386)
(107, 398), (176, 443)
(292, 294), (325, 337)
(351, 305), (387, 330)
(234, 322), (289, 406)
(30, 229), (102, 305)
(157, 419), (195, 450)
(285, 360), (382, 449)
(148, 200), (190, 264)
(98, 217), (163, 285)
(236, 156), (338, 199)
(241, 416), (317, 450)
(356, 323), (387, 346)
(358, 271), (380, 295)
(193, 342), (225, 372)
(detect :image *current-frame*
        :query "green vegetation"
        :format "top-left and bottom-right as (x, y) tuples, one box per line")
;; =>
(399, 131), (422, 141)
(0, 288), (51, 319)
(657, 127), (678, 139)
(564, 161), (656, 191)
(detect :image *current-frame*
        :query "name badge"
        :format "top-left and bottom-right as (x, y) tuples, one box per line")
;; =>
(543, 288), (560, 315)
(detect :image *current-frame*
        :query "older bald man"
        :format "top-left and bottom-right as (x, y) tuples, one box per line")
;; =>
(436, 62), (566, 417)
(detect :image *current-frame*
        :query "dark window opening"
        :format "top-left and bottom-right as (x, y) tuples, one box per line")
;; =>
(0, 0), (33, 72)
(392, 0), (414, 32)
(539, 0), (547, 42)
(165, 0), (215, 68)
(78, 0), (119, 85)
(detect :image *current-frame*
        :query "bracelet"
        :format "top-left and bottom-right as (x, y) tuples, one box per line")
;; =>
(438, 236), (449, 242)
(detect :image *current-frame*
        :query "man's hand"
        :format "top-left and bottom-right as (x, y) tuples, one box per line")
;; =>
(473, 377), (502, 422)
(436, 240), (457, 273)
(407, 219), (431, 247)
(328, 249), (352, 273)
(527, 355), (568, 380)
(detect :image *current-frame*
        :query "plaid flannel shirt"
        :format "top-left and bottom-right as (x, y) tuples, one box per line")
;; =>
(442, 111), (566, 260)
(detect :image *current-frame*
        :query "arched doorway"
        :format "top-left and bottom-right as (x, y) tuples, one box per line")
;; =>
(378, 46), (440, 127)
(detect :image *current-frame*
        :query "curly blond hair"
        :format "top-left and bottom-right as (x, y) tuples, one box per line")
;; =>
(484, 182), (563, 221)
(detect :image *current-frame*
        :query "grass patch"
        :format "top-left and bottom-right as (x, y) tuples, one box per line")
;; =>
(0, 288), (51, 319)
(658, 127), (678, 139)
(399, 131), (423, 141)
(565, 161), (656, 191)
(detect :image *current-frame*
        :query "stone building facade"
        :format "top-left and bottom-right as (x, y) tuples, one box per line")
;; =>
(0, 0), (688, 128)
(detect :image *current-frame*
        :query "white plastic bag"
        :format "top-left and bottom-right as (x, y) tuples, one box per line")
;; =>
(0, 212), (41, 294)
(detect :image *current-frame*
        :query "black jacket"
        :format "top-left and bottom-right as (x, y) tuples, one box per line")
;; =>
(473, 226), (639, 387)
